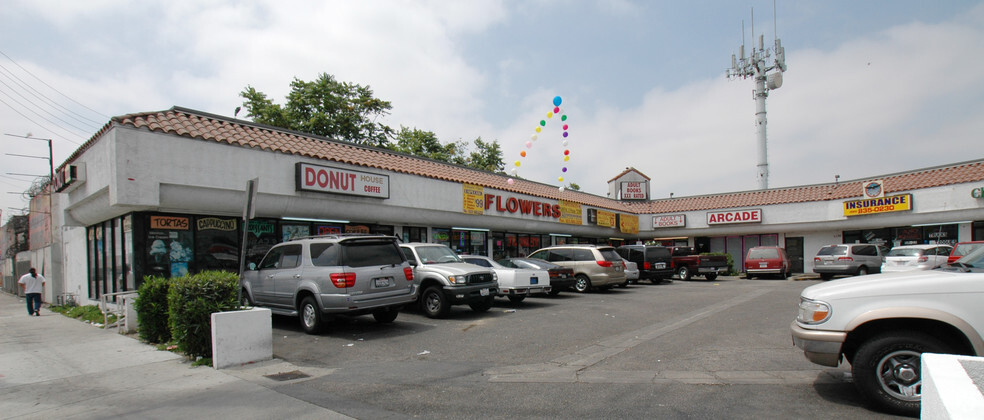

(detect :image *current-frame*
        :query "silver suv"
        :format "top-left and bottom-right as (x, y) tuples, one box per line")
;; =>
(241, 235), (417, 334)
(527, 245), (626, 292)
(812, 243), (884, 280)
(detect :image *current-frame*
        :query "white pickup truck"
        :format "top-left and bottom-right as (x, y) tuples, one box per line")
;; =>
(791, 246), (984, 416)
(460, 255), (550, 304)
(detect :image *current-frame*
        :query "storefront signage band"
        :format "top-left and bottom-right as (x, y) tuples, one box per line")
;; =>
(296, 162), (390, 198)
(483, 194), (561, 219)
(973, 187), (984, 199)
(150, 215), (189, 230)
(843, 193), (912, 216)
(706, 209), (762, 225)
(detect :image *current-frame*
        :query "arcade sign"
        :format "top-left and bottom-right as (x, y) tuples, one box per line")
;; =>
(706, 209), (762, 225)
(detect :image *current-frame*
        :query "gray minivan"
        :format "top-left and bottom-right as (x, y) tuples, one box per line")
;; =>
(527, 245), (626, 292)
(812, 243), (884, 280)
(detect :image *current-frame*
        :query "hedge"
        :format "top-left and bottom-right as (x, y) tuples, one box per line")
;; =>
(167, 270), (240, 359)
(133, 275), (172, 343)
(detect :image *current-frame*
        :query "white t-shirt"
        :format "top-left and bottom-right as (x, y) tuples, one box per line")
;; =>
(18, 273), (45, 294)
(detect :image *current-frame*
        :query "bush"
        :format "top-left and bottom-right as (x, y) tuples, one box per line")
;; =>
(702, 252), (736, 275)
(134, 276), (172, 343)
(167, 271), (239, 359)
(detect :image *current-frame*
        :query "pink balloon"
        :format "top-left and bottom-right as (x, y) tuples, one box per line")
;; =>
(525, 141), (533, 148)
(507, 178), (514, 185)
(563, 124), (568, 130)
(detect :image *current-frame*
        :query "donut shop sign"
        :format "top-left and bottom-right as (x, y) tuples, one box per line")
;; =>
(296, 162), (389, 198)
(706, 209), (762, 225)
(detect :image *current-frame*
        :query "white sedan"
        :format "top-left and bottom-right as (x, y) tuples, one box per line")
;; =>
(460, 255), (550, 304)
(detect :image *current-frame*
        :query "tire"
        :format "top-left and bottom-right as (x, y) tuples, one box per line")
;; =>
(651, 276), (662, 284)
(372, 307), (399, 323)
(547, 289), (561, 296)
(420, 286), (451, 318)
(299, 296), (324, 335)
(778, 267), (788, 279)
(852, 331), (951, 416)
(704, 273), (718, 281)
(677, 266), (692, 281)
(820, 273), (833, 281)
(468, 296), (494, 312)
(857, 266), (869, 276)
(573, 275), (591, 293)
(507, 295), (526, 304)
(617, 280), (628, 288)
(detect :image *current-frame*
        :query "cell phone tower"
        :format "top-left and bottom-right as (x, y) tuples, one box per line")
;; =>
(727, 4), (786, 190)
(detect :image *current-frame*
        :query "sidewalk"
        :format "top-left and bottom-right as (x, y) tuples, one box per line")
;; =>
(0, 292), (351, 420)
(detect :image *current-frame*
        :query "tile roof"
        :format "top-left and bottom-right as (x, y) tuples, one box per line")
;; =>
(608, 167), (651, 182)
(63, 107), (984, 216)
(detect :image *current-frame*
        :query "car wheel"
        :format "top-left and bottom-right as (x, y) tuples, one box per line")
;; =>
(852, 331), (951, 416)
(573, 275), (591, 293)
(372, 307), (399, 323)
(677, 266), (692, 281)
(704, 273), (718, 281)
(778, 267), (788, 279)
(651, 276), (662, 284)
(299, 296), (323, 334)
(857, 266), (869, 276)
(420, 286), (451, 318)
(547, 289), (561, 296)
(617, 280), (628, 288)
(468, 296), (494, 312)
(507, 295), (526, 304)
(820, 273), (833, 281)
(240, 289), (253, 307)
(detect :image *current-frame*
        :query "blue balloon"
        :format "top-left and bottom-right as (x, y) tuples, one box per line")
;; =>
(553, 96), (562, 107)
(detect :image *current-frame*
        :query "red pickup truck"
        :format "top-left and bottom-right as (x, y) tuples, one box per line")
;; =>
(667, 246), (730, 281)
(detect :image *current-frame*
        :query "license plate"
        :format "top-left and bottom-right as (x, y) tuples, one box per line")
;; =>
(654, 262), (666, 269)
(480, 288), (490, 296)
(530, 277), (538, 285)
(615, 266), (622, 271)
(823, 260), (832, 265)
(374, 278), (392, 287)
(760, 262), (768, 268)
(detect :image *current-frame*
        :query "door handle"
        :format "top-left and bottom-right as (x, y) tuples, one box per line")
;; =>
(266, 275), (274, 279)
(294, 274), (301, 278)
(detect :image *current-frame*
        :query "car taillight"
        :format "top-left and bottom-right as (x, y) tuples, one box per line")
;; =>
(330, 273), (356, 288)
(643, 262), (651, 270)
(621, 261), (626, 269)
(597, 260), (613, 268)
(917, 256), (928, 263)
(404, 267), (414, 281)
(814, 257), (821, 262)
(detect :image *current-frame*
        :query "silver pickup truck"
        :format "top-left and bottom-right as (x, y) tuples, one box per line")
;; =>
(400, 243), (498, 318)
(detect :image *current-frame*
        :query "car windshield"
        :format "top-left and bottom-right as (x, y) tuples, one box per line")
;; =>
(817, 246), (847, 256)
(887, 248), (924, 257)
(955, 245), (984, 267)
(953, 243), (984, 257)
(415, 245), (463, 264)
(748, 248), (779, 259)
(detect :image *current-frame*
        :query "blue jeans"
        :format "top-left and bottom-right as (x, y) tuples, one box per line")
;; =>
(26, 293), (41, 315)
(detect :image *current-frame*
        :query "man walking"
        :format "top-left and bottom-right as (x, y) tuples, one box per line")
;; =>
(18, 267), (45, 316)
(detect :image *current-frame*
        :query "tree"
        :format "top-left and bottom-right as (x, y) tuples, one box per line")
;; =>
(465, 137), (504, 172)
(240, 73), (394, 147)
(566, 183), (581, 191)
(392, 127), (465, 164)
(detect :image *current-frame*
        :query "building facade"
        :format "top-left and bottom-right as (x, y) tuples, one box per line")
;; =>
(4, 107), (983, 306)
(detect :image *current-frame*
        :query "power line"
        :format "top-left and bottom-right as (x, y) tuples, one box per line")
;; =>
(0, 95), (82, 145)
(0, 62), (103, 130)
(0, 49), (109, 120)
(0, 75), (96, 135)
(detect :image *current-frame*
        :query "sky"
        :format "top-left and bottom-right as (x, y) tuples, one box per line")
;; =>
(2, 0), (984, 224)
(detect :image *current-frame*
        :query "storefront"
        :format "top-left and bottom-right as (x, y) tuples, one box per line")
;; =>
(24, 107), (983, 306)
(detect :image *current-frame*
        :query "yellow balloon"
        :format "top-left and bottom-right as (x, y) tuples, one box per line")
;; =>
(515, 161), (521, 167)
(558, 177), (564, 182)
(535, 127), (541, 133)
(547, 112), (553, 118)
(564, 156), (569, 161)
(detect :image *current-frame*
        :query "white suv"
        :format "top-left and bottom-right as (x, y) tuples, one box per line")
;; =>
(791, 246), (984, 416)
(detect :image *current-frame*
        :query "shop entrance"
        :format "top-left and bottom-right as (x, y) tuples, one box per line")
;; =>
(785, 236), (804, 273)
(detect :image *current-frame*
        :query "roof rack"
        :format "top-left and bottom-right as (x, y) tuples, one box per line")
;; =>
(286, 233), (390, 241)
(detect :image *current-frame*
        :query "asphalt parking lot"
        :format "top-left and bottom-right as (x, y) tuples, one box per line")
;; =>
(265, 276), (909, 419)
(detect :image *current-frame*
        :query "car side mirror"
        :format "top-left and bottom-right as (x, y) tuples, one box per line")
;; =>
(408, 260), (418, 267)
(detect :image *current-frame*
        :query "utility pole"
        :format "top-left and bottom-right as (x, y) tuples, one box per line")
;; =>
(727, 5), (787, 190)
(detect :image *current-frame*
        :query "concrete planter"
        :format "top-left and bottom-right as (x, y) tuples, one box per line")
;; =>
(210, 307), (272, 369)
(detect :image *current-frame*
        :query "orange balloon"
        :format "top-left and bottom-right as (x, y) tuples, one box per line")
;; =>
(520, 151), (527, 157)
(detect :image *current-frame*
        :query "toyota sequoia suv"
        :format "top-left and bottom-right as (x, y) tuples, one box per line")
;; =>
(241, 234), (417, 334)
(528, 244), (626, 292)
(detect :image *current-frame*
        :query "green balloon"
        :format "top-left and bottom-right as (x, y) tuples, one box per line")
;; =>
(561, 115), (567, 121)
(539, 120), (546, 126)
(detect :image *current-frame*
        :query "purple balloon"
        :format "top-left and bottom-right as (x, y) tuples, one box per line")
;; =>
(563, 132), (569, 137)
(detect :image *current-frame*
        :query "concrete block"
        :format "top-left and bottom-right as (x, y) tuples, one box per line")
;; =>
(922, 353), (984, 419)
(211, 307), (272, 369)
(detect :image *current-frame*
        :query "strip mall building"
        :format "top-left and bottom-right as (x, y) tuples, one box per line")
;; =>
(2, 107), (983, 305)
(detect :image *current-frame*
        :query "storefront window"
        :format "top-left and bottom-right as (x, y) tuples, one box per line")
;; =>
(86, 217), (132, 300)
(432, 228), (450, 246)
(403, 226), (426, 243)
(281, 223), (311, 241)
(195, 217), (240, 271)
(245, 219), (278, 269)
